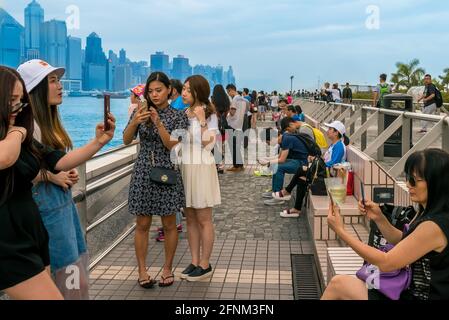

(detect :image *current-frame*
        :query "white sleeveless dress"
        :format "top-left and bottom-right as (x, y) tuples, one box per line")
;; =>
(181, 113), (221, 209)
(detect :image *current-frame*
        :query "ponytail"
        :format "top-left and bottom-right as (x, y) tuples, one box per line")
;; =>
(343, 134), (350, 146)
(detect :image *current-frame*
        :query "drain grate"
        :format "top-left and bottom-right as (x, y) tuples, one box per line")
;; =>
(291, 254), (323, 300)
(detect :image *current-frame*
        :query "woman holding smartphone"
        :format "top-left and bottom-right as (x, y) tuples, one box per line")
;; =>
(0, 66), (115, 300)
(123, 72), (189, 288)
(17, 60), (91, 299)
(179, 75), (221, 281)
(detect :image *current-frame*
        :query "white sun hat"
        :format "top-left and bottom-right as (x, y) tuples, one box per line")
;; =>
(17, 59), (65, 93)
(324, 120), (346, 136)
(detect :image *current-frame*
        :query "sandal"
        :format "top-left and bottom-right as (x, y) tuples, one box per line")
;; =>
(138, 276), (157, 289)
(159, 274), (175, 287)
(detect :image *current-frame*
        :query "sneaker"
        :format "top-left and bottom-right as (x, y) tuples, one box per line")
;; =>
(177, 224), (183, 233)
(186, 265), (213, 282)
(264, 199), (286, 206)
(280, 209), (300, 218)
(155, 231), (165, 242)
(180, 264), (197, 280)
(262, 192), (274, 199)
(273, 191), (292, 201)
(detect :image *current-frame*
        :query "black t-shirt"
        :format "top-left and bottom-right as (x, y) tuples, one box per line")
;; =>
(403, 212), (449, 300)
(424, 84), (437, 107)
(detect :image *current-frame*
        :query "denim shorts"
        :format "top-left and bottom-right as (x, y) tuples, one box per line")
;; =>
(32, 183), (87, 272)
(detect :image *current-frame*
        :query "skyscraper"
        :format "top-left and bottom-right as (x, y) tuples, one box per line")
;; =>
(114, 64), (132, 91)
(83, 32), (107, 90)
(0, 8), (25, 68)
(40, 19), (67, 69)
(85, 32), (106, 65)
(150, 51), (170, 75)
(66, 36), (82, 80)
(119, 49), (126, 65)
(24, 0), (44, 59)
(227, 66), (236, 86)
(172, 55), (192, 82)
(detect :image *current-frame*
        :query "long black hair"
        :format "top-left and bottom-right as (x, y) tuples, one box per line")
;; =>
(211, 84), (230, 115)
(0, 66), (40, 206)
(404, 149), (449, 217)
(144, 72), (172, 108)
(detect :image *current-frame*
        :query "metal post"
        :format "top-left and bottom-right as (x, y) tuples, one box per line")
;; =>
(402, 116), (412, 156)
(377, 112), (385, 161)
(75, 163), (88, 236)
(443, 118), (449, 153)
(350, 106), (355, 135)
(361, 108), (368, 150)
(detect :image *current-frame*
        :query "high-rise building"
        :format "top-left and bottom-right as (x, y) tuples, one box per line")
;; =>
(172, 55), (192, 82)
(0, 8), (25, 68)
(108, 50), (118, 66)
(213, 65), (223, 86)
(66, 36), (82, 80)
(150, 51), (170, 75)
(114, 64), (132, 91)
(119, 49), (126, 65)
(40, 19), (67, 70)
(85, 32), (106, 65)
(83, 32), (107, 90)
(24, 0), (44, 60)
(226, 66), (236, 86)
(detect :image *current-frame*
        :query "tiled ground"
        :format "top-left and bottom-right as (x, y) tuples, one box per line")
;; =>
(89, 159), (314, 300)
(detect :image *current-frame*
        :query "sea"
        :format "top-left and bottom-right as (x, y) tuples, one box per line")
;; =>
(59, 97), (131, 151)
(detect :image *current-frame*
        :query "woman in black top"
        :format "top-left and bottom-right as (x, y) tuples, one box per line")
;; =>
(0, 66), (116, 299)
(322, 149), (449, 300)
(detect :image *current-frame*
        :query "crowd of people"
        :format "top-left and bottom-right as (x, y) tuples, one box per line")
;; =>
(1, 58), (448, 301)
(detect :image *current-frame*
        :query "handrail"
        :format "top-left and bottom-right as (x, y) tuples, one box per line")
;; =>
(92, 141), (139, 160)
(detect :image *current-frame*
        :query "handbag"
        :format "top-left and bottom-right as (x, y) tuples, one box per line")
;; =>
(149, 147), (178, 186)
(356, 244), (412, 300)
(356, 225), (412, 300)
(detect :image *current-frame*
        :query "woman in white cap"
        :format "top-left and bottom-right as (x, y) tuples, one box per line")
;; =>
(323, 120), (349, 168)
(16, 59), (111, 299)
(0, 65), (115, 300)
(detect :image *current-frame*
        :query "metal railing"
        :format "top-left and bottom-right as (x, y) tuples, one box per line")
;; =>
(72, 141), (140, 270)
(302, 99), (449, 179)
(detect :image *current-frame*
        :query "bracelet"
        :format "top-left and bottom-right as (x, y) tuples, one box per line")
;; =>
(8, 130), (25, 140)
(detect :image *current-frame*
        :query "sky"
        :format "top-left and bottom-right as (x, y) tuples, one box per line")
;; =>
(2, 0), (449, 91)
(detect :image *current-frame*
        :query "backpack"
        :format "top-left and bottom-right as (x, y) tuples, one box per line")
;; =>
(377, 83), (390, 107)
(368, 205), (417, 250)
(292, 133), (322, 157)
(303, 123), (329, 149)
(434, 86), (444, 109)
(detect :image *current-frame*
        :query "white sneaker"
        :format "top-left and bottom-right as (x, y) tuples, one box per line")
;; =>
(280, 209), (300, 218)
(264, 199), (285, 206)
(273, 191), (292, 201)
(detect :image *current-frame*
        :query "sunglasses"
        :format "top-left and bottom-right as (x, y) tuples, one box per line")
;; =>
(406, 173), (424, 187)
(10, 102), (28, 114)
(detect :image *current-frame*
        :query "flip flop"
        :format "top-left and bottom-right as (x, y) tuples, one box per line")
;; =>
(159, 274), (175, 287)
(137, 276), (157, 289)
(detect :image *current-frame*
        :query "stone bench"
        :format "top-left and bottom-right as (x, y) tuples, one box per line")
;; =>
(327, 247), (364, 284)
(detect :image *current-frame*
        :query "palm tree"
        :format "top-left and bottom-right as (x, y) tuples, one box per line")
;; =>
(391, 59), (426, 90)
(439, 68), (449, 92)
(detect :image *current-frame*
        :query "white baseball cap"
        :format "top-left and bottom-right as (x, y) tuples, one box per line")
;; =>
(17, 59), (65, 93)
(324, 121), (346, 136)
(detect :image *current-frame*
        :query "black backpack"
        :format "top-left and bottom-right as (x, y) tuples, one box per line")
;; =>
(435, 87), (444, 109)
(292, 133), (322, 157)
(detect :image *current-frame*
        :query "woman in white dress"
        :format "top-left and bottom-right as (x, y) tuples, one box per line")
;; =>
(180, 75), (221, 281)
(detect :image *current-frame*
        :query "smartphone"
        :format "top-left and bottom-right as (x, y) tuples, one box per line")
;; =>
(360, 181), (366, 206)
(139, 96), (148, 113)
(104, 94), (111, 131)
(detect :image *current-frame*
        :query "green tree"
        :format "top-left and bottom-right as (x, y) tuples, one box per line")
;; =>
(439, 68), (449, 92)
(391, 59), (426, 90)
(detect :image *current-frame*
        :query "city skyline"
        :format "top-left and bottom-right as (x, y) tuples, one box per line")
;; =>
(2, 0), (449, 91)
(0, 1), (237, 92)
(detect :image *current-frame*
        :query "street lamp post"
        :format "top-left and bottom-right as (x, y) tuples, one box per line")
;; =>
(290, 75), (294, 95)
